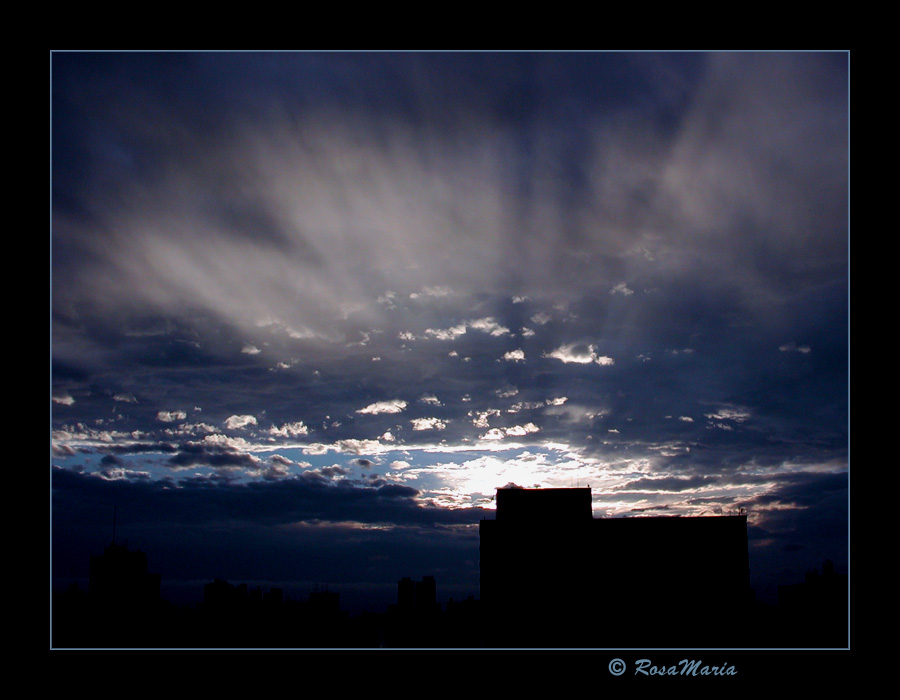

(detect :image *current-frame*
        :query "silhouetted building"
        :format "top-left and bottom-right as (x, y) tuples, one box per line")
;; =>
(777, 559), (848, 647)
(397, 576), (416, 612)
(480, 487), (751, 647)
(308, 588), (340, 617)
(89, 541), (161, 608)
(204, 578), (244, 608)
(58, 540), (170, 647)
(416, 575), (437, 615)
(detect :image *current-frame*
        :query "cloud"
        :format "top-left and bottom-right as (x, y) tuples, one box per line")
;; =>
(502, 349), (525, 362)
(93, 466), (152, 481)
(410, 417), (448, 431)
(356, 400), (407, 415)
(225, 415), (258, 430)
(425, 324), (467, 341)
(480, 423), (540, 440)
(779, 342), (812, 354)
(269, 421), (309, 437)
(468, 317), (510, 337)
(704, 406), (751, 423)
(157, 411), (187, 423)
(504, 423), (540, 437)
(544, 343), (614, 366)
(471, 409), (500, 428)
(168, 441), (261, 469)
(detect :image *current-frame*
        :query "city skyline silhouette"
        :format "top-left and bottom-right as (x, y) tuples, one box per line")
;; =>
(51, 486), (848, 649)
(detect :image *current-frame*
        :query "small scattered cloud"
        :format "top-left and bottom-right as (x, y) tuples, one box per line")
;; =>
(93, 467), (152, 481)
(410, 417), (448, 431)
(471, 409), (500, 428)
(269, 421), (309, 437)
(480, 423), (540, 440)
(157, 411), (187, 423)
(504, 423), (540, 437)
(779, 342), (812, 354)
(502, 349), (525, 362)
(508, 401), (543, 413)
(544, 343), (614, 366)
(357, 399), (407, 415)
(611, 282), (634, 296)
(242, 344), (261, 355)
(704, 406), (751, 422)
(469, 317), (510, 337)
(411, 286), (453, 298)
(425, 324), (467, 341)
(225, 414), (258, 430)
(378, 291), (397, 307)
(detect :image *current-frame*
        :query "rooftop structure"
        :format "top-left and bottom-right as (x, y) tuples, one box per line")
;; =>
(479, 487), (750, 646)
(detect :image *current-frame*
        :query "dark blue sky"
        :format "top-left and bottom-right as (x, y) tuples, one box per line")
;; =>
(51, 51), (849, 615)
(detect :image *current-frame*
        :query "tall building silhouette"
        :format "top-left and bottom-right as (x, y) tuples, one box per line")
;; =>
(397, 576), (416, 613)
(57, 540), (169, 647)
(479, 487), (750, 647)
(89, 541), (161, 609)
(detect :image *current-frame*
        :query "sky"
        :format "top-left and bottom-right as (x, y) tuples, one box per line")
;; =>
(51, 51), (849, 615)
